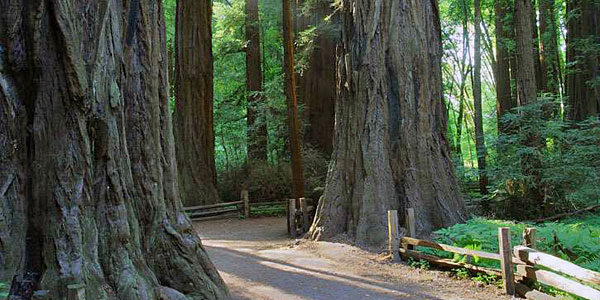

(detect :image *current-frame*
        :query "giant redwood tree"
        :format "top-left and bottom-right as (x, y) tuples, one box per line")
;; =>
(308, 0), (467, 246)
(0, 0), (228, 298)
(566, 0), (599, 121)
(246, 0), (268, 161)
(297, 3), (338, 155)
(174, 0), (220, 205)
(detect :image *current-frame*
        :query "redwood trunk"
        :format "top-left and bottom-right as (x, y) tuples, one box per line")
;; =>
(495, 0), (516, 131)
(309, 0), (466, 246)
(297, 4), (338, 155)
(538, 0), (562, 94)
(566, 0), (600, 121)
(473, 0), (488, 195)
(283, 0), (306, 199)
(0, 0), (227, 298)
(515, 0), (538, 106)
(174, 0), (220, 206)
(531, 0), (545, 93)
(246, 0), (268, 161)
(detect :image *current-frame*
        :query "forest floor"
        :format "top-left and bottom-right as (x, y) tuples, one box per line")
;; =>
(194, 217), (512, 300)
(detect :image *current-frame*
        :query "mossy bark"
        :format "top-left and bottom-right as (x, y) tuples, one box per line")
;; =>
(308, 0), (466, 246)
(0, 0), (228, 299)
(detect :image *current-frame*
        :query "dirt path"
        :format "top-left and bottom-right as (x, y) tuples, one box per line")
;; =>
(194, 217), (511, 300)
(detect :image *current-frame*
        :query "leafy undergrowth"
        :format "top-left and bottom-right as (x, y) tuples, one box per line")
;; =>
(413, 214), (600, 299)
(0, 282), (8, 298)
(250, 205), (286, 217)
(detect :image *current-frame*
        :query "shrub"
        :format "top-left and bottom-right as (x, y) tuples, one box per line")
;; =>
(217, 146), (329, 203)
(487, 100), (600, 219)
(430, 214), (600, 272)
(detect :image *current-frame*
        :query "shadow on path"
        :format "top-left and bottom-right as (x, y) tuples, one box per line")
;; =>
(206, 245), (444, 300)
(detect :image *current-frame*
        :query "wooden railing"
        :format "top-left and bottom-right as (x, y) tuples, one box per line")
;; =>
(388, 209), (600, 300)
(287, 197), (315, 238)
(184, 190), (288, 221)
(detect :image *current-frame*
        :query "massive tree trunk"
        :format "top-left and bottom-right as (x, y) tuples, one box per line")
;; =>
(515, 0), (538, 106)
(308, 0), (467, 246)
(473, 0), (488, 195)
(495, 0), (516, 131)
(246, 0), (268, 161)
(174, 0), (220, 206)
(0, 0), (228, 299)
(566, 0), (600, 121)
(297, 3), (338, 156)
(538, 0), (562, 95)
(283, 0), (306, 199)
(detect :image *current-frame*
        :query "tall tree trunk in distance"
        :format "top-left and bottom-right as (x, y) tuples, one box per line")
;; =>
(531, 0), (545, 93)
(246, 0), (268, 161)
(496, 0), (516, 132)
(308, 0), (466, 246)
(0, 0), (228, 298)
(455, 0), (471, 163)
(473, 0), (489, 195)
(515, 0), (545, 214)
(566, 0), (600, 121)
(283, 0), (306, 199)
(298, 3), (338, 156)
(174, 0), (220, 206)
(539, 0), (562, 95)
(515, 0), (539, 106)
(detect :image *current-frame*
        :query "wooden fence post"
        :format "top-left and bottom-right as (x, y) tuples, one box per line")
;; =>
(67, 283), (85, 300)
(406, 208), (416, 238)
(499, 227), (515, 296)
(523, 227), (536, 248)
(387, 210), (400, 262)
(299, 197), (309, 233)
(289, 199), (297, 238)
(241, 189), (249, 218)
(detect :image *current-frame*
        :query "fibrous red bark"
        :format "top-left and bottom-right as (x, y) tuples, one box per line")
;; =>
(308, 0), (466, 246)
(566, 0), (599, 121)
(246, 0), (268, 161)
(297, 3), (338, 156)
(174, 0), (220, 206)
(0, 0), (228, 298)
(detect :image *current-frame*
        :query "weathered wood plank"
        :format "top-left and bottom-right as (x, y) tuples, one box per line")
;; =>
(399, 248), (503, 276)
(517, 265), (600, 300)
(514, 246), (600, 286)
(187, 207), (239, 218)
(387, 210), (400, 262)
(406, 208), (416, 238)
(289, 199), (297, 238)
(499, 227), (515, 295)
(184, 201), (243, 211)
(300, 197), (309, 233)
(249, 201), (288, 207)
(241, 190), (249, 218)
(515, 282), (558, 300)
(522, 228), (536, 248)
(401, 237), (502, 261)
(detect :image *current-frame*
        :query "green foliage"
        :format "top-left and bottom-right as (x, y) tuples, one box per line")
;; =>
(431, 214), (600, 272)
(488, 101), (600, 218)
(407, 258), (431, 270)
(218, 146), (329, 202)
(452, 267), (470, 279)
(0, 282), (8, 298)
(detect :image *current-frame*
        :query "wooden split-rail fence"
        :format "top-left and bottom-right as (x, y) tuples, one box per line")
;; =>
(183, 190), (288, 221)
(388, 209), (600, 300)
(287, 197), (315, 238)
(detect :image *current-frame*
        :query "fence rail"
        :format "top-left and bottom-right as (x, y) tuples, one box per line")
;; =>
(184, 190), (288, 221)
(388, 209), (600, 300)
